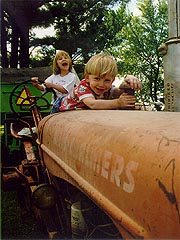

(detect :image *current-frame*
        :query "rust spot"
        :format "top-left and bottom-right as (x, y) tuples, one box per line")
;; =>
(158, 180), (176, 204)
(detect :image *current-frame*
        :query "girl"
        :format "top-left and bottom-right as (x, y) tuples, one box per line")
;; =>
(31, 50), (77, 107)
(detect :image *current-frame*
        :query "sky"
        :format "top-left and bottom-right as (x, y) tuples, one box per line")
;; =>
(32, 26), (54, 38)
(128, 0), (141, 15)
(32, 0), (139, 38)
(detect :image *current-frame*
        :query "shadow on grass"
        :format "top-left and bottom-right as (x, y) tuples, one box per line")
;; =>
(1, 191), (48, 240)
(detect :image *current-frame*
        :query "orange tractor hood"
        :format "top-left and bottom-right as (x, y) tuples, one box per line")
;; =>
(38, 110), (180, 239)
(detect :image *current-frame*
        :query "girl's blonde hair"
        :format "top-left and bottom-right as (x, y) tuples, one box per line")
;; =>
(84, 53), (118, 77)
(53, 50), (72, 75)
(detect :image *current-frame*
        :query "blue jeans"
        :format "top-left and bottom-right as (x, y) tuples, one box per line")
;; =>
(50, 96), (65, 114)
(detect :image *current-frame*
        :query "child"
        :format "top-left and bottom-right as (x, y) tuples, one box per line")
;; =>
(31, 50), (77, 112)
(59, 53), (142, 111)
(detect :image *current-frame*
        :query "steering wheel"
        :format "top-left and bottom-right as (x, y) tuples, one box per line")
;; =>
(9, 79), (57, 117)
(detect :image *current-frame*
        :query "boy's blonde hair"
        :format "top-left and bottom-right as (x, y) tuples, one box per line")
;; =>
(53, 50), (72, 75)
(84, 53), (118, 77)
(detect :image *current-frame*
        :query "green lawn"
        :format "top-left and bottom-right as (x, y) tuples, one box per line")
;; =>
(1, 191), (47, 239)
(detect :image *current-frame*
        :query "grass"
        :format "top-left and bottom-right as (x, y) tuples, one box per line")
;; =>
(1, 191), (47, 240)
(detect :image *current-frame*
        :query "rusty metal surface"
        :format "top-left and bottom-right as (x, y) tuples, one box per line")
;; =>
(38, 110), (180, 239)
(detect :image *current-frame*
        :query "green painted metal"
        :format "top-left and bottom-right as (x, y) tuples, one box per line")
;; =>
(1, 81), (52, 160)
(1, 81), (51, 114)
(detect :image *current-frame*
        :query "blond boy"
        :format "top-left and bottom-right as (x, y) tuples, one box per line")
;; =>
(59, 53), (141, 111)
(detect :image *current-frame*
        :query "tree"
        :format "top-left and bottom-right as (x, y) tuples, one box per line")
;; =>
(29, 0), (130, 64)
(1, 0), (129, 68)
(111, 0), (168, 104)
(1, 8), (9, 67)
(1, 0), (50, 68)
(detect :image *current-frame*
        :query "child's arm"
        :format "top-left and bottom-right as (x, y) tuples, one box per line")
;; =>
(44, 82), (68, 94)
(83, 93), (135, 110)
(32, 78), (68, 94)
(31, 77), (44, 91)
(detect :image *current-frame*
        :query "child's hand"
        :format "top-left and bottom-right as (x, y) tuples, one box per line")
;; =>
(124, 75), (142, 90)
(31, 77), (39, 86)
(117, 92), (136, 109)
(44, 82), (52, 88)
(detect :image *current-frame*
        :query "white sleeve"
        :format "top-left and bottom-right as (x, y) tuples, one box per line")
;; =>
(42, 75), (54, 91)
(41, 83), (46, 91)
(44, 75), (54, 84)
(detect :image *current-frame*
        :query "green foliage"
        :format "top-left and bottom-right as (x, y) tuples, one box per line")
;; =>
(30, 0), (129, 62)
(102, 6), (128, 48)
(111, 0), (168, 103)
(30, 45), (55, 68)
